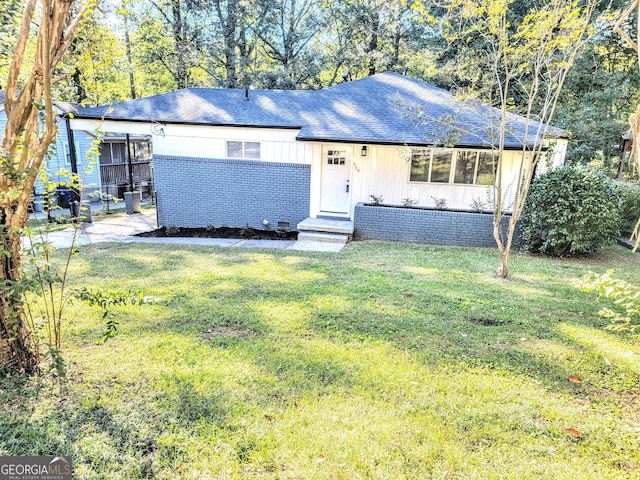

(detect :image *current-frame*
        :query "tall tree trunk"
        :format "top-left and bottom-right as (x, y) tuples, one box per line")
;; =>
(1, 0), (85, 374)
(215, 0), (239, 88)
(171, 0), (189, 88)
(367, 12), (379, 76)
(124, 14), (137, 99)
(237, 27), (253, 88)
(0, 202), (37, 372)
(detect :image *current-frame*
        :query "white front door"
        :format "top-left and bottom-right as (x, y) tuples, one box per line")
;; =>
(320, 145), (351, 215)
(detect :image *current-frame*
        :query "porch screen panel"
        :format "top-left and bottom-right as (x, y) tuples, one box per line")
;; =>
(410, 149), (430, 182)
(430, 150), (453, 183)
(98, 144), (112, 165)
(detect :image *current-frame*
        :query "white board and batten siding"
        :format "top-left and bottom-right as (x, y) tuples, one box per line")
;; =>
(153, 124), (310, 164)
(308, 143), (502, 218)
(69, 118), (568, 220)
(71, 119), (311, 165)
(308, 140), (569, 219)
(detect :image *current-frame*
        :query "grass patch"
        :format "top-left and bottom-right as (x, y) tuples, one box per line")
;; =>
(25, 203), (153, 234)
(1, 242), (639, 479)
(26, 214), (76, 233)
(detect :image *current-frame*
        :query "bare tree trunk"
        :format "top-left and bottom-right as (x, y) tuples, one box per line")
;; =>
(171, 0), (189, 88)
(124, 14), (137, 99)
(367, 12), (379, 76)
(214, 0), (240, 88)
(1, 0), (85, 374)
(0, 204), (37, 372)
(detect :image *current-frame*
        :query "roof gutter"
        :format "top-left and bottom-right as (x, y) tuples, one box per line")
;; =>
(72, 116), (555, 150)
(72, 115), (304, 130)
(295, 137), (548, 151)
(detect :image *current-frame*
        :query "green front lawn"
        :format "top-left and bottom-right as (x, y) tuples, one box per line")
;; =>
(1, 242), (639, 479)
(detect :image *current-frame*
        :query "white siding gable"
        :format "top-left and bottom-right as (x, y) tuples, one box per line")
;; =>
(153, 125), (309, 164)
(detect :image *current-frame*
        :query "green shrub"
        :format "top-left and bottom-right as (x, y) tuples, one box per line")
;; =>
(521, 166), (621, 256)
(576, 270), (640, 334)
(614, 181), (640, 231)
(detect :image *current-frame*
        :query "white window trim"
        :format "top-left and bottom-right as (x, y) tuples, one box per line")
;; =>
(431, 149), (455, 184)
(409, 147), (499, 186)
(454, 150), (479, 185)
(63, 142), (71, 165)
(75, 141), (82, 165)
(226, 140), (262, 160)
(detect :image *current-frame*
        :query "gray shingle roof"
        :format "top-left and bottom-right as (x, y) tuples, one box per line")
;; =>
(77, 88), (311, 128)
(75, 72), (565, 149)
(54, 101), (82, 115)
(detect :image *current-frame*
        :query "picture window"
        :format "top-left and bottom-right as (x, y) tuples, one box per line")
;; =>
(410, 148), (499, 185)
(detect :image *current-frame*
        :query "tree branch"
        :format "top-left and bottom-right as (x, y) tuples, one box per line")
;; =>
(5, 0), (37, 113)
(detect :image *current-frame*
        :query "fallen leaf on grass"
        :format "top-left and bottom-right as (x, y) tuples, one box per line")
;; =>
(573, 398), (590, 406)
(568, 375), (583, 384)
(565, 427), (581, 437)
(405, 293), (413, 297)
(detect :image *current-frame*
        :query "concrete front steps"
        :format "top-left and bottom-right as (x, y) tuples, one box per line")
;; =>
(295, 217), (354, 250)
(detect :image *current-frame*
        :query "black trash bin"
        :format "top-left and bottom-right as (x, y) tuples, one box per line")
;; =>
(56, 188), (72, 209)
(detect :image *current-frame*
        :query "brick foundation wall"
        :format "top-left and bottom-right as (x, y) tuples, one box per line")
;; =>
(154, 155), (310, 229)
(354, 203), (519, 248)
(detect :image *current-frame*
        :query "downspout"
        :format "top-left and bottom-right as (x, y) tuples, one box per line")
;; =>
(64, 115), (78, 177)
(64, 115), (80, 206)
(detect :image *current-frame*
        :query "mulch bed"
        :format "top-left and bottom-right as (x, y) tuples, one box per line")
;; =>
(137, 225), (297, 240)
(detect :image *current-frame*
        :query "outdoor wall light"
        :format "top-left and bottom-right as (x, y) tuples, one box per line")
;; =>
(361, 146), (367, 156)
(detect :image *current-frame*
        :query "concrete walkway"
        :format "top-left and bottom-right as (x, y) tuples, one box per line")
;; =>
(24, 208), (346, 252)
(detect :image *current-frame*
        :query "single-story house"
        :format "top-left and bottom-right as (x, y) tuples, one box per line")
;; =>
(0, 91), (101, 210)
(69, 72), (568, 246)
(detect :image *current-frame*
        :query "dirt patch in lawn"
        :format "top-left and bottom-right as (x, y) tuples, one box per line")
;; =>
(200, 327), (258, 341)
(137, 225), (297, 240)
(466, 315), (511, 326)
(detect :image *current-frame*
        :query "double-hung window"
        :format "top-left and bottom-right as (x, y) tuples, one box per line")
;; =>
(62, 142), (83, 166)
(227, 140), (261, 159)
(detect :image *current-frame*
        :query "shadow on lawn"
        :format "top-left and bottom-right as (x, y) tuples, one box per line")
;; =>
(71, 243), (640, 402)
(81, 243), (634, 400)
(3, 243), (638, 478)
(0, 377), (179, 477)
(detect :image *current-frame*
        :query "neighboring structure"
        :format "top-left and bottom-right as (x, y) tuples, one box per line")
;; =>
(0, 91), (101, 210)
(70, 72), (568, 245)
(618, 129), (635, 179)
